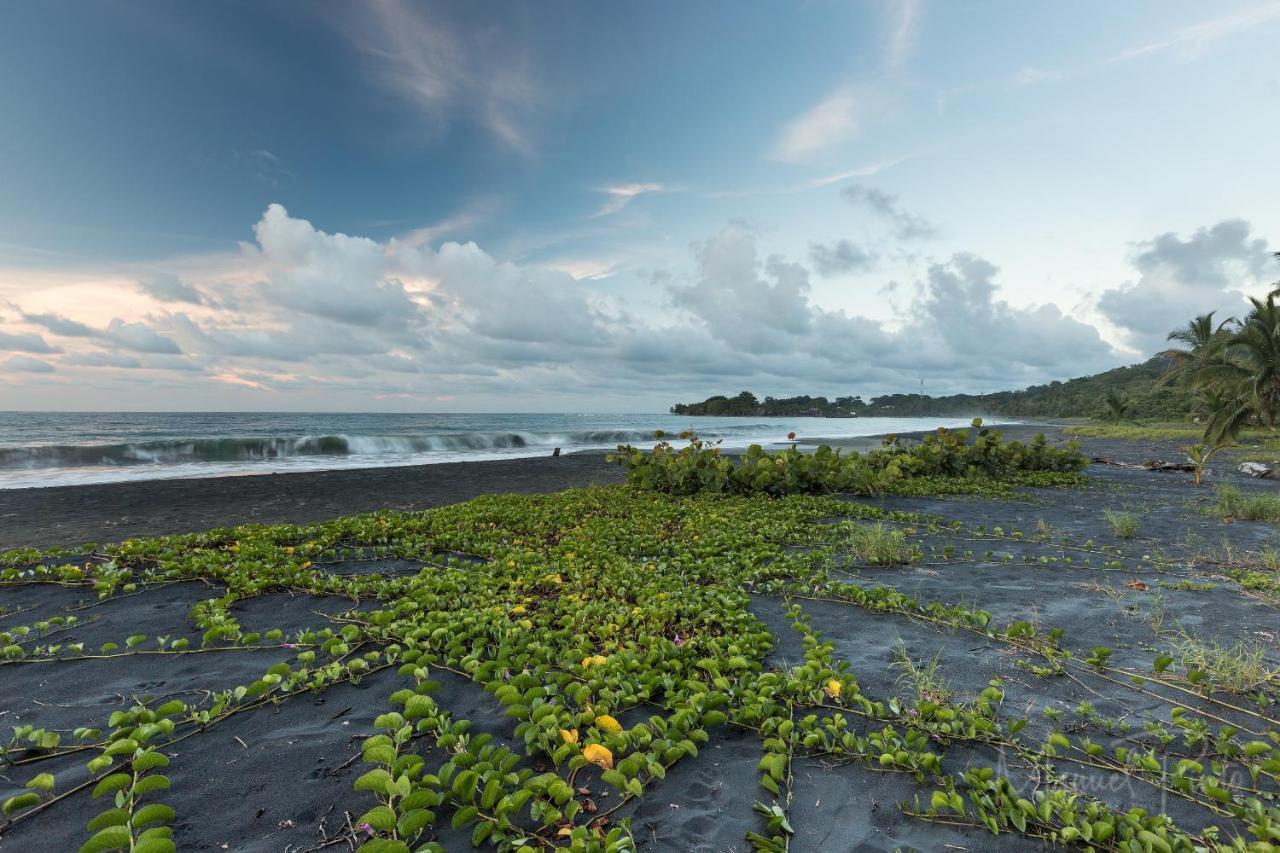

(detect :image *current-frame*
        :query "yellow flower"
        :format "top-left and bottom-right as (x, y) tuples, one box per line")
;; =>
(824, 679), (842, 700)
(595, 714), (622, 734)
(581, 654), (608, 670)
(510, 604), (526, 615)
(583, 743), (613, 770)
(560, 728), (579, 744)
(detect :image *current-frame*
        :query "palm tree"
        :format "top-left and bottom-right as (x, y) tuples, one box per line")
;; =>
(1159, 312), (1235, 387)
(1102, 389), (1130, 423)
(1164, 256), (1280, 445)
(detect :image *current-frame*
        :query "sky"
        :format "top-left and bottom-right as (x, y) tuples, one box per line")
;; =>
(0, 0), (1278, 412)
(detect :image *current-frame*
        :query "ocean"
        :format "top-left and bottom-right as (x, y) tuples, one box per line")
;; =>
(0, 412), (1010, 489)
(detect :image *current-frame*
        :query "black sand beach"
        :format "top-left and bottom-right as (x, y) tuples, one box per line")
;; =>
(0, 452), (625, 549)
(3, 425), (1280, 851)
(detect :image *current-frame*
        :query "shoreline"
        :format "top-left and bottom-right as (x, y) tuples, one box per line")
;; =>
(0, 420), (1192, 550)
(0, 451), (624, 549)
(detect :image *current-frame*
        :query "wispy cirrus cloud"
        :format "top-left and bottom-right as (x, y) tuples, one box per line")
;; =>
(331, 0), (540, 155)
(884, 0), (922, 71)
(1011, 3), (1280, 88)
(772, 88), (865, 162)
(593, 183), (666, 217)
(1104, 2), (1280, 66)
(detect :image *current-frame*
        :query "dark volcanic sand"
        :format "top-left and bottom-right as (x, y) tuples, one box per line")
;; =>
(0, 452), (625, 549)
(3, 427), (1280, 851)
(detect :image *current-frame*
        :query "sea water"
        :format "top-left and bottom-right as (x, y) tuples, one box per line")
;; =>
(0, 412), (1011, 489)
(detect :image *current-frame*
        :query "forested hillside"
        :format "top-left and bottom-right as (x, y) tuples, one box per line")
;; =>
(671, 357), (1192, 420)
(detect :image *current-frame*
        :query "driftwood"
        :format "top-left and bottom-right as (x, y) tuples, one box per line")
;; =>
(1090, 457), (1195, 472)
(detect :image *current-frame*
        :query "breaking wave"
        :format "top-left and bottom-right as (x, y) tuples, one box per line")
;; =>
(0, 430), (667, 471)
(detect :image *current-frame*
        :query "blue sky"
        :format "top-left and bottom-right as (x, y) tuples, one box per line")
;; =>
(1, 0), (1278, 411)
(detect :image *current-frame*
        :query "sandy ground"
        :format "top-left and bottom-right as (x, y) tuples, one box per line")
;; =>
(0, 452), (625, 549)
(2, 425), (1279, 850)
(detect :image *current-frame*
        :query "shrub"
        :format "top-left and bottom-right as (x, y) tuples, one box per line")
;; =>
(609, 420), (1086, 497)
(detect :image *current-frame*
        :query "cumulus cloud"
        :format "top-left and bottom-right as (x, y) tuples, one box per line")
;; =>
(398, 237), (606, 348)
(669, 225), (816, 353)
(103, 318), (182, 354)
(138, 273), (205, 304)
(808, 239), (876, 276)
(65, 352), (144, 369)
(22, 312), (92, 337)
(910, 254), (1116, 377)
(4, 355), (55, 373)
(0, 202), (1173, 407)
(1098, 219), (1273, 353)
(840, 184), (938, 240)
(252, 204), (424, 329)
(0, 329), (60, 354)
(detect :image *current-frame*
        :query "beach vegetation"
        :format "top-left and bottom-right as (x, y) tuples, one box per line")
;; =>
(5, 473), (1280, 850)
(1103, 509), (1140, 539)
(1168, 631), (1279, 696)
(609, 421), (1086, 497)
(1211, 484), (1280, 522)
(843, 523), (915, 566)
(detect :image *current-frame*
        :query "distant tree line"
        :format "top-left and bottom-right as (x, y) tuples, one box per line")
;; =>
(669, 356), (1195, 421)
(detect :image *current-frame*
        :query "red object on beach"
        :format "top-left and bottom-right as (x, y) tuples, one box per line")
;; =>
(787, 431), (796, 440)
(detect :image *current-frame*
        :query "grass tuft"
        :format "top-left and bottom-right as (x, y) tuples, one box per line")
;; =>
(890, 642), (954, 706)
(843, 522), (914, 565)
(1169, 631), (1279, 695)
(1213, 484), (1280, 521)
(1103, 509), (1139, 538)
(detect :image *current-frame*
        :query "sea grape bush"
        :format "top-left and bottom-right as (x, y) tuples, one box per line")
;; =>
(608, 420), (1087, 496)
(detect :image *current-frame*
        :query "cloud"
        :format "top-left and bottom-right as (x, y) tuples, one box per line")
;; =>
(1104, 3), (1280, 66)
(840, 184), (938, 240)
(0, 329), (60, 354)
(594, 183), (665, 217)
(236, 148), (293, 188)
(808, 240), (877, 276)
(252, 203), (425, 329)
(138, 273), (205, 304)
(670, 225), (817, 353)
(104, 318), (183, 354)
(0, 203), (1157, 406)
(4, 355), (55, 373)
(333, 0), (538, 155)
(65, 352), (144, 369)
(885, 0), (921, 70)
(22, 312), (92, 337)
(912, 254), (1116, 375)
(772, 88), (864, 161)
(1009, 4), (1280, 88)
(1098, 219), (1273, 353)
(399, 238), (606, 347)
